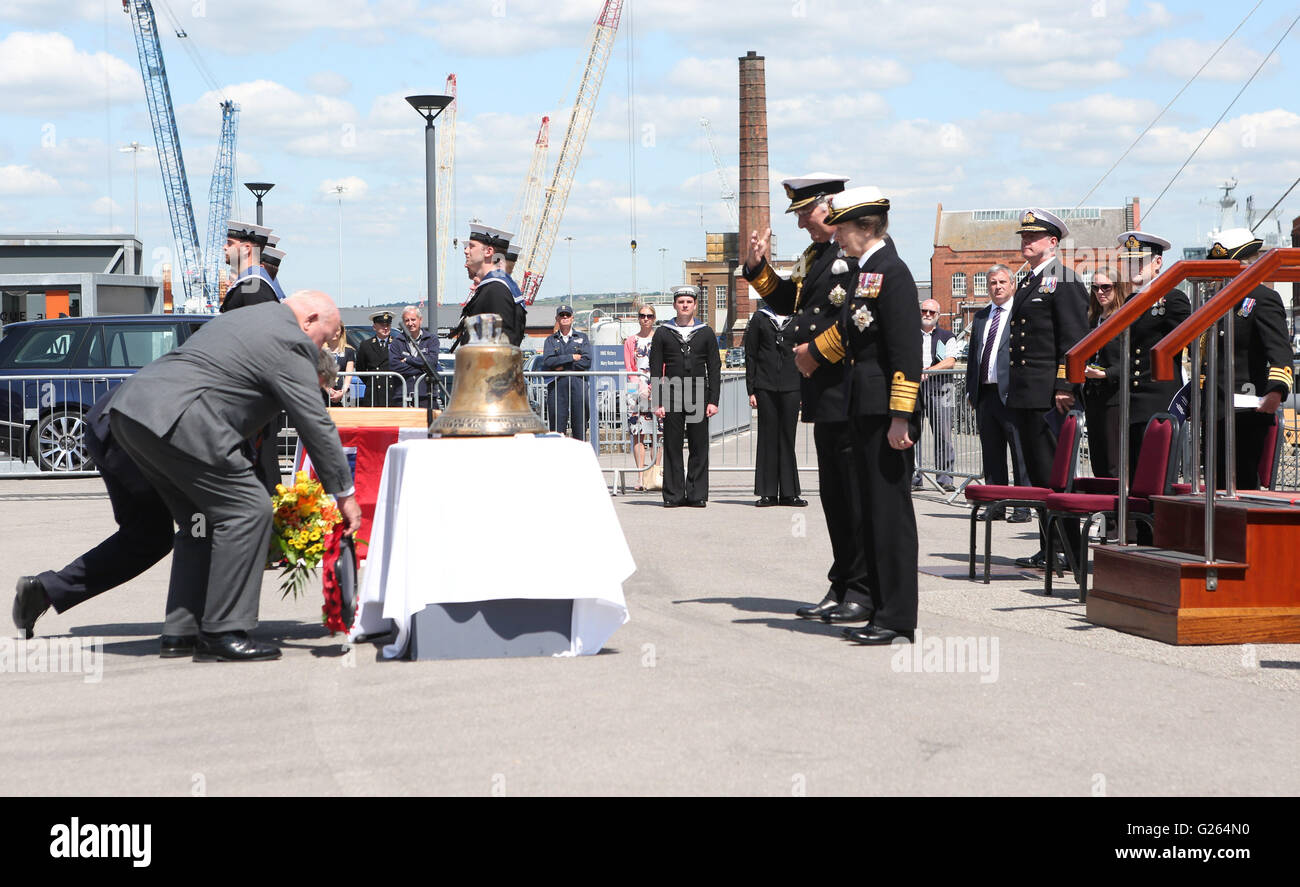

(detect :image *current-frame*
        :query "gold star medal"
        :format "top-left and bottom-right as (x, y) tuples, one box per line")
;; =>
(852, 304), (874, 332)
(829, 284), (847, 306)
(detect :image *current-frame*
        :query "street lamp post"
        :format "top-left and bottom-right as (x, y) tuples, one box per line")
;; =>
(118, 142), (150, 239)
(332, 184), (346, 302)
(244, 182), (275, 226)
(658, 247), (668, 298)
(406, 94), (454, 308)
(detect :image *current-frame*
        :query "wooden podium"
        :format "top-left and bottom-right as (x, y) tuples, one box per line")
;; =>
(1089, 494), (1300, 644)
(327, 407), (431, 428)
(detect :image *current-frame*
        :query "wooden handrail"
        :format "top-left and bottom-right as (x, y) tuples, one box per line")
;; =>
(1063, 260), (1240, 384)
(1150, 248), (1300, 381)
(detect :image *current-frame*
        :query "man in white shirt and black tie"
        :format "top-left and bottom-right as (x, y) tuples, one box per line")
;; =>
(964, 264), (1030, 522)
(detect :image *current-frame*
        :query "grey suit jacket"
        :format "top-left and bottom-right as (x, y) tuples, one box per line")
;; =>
(965, 302), (1011, 406)
(110, 301), (353, 495)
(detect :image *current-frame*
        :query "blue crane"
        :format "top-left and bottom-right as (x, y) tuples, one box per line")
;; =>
(203, 100), (240, 311)
(123, 0), (238, 312)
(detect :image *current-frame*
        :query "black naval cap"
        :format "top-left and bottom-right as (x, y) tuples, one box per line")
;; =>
(468, 222), (512, 253)
(555, 304), (574, 316)
(227, 220), (272, 247)
(371, 311), (394, 325)
(824, 186), (890, 224)
(261, 246), (285, 267)
(1207, 227), (1264, 261)
(781, 173), (849, 213)
(1117, 230), (1171, 259)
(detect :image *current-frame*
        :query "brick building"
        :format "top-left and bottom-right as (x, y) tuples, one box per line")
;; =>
(682, 231), (789, 347)
(930, 199), (1140, 335)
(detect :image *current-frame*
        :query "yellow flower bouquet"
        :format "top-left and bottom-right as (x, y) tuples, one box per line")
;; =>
(268, 471), (343, 601)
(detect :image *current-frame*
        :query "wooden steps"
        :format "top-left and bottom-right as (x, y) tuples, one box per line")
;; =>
(1087, 496), (1300, 645)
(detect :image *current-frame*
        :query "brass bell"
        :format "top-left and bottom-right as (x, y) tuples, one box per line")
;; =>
(429, 313), (547, 436)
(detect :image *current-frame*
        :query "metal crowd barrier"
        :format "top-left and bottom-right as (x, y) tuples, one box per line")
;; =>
(0, 373), (132, 477)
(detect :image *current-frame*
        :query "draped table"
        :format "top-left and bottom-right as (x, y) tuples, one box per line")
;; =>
(349, 435), (634, 659)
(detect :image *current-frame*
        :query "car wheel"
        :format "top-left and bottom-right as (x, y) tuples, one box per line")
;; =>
(30, 409), (93, 472)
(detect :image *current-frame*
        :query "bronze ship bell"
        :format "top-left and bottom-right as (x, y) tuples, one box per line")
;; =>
(429, 313), (547, 436)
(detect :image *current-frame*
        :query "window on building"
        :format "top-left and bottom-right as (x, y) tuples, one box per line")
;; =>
(973, 272), (988, 297)
(1080, 269), (1093, 289)
(715, 285), (727, 309)
(1016, 270), (1030, 287)
(951, 273), (967, 298)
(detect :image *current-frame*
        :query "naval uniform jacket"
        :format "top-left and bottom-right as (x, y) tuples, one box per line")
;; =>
(648, 322), (721, 411)
(459, 276), (525, 347)
(808, 238), (923, 422)
(1005, 256), (1089, 410)
(356, 334), (398, 404)
(1202, 284), (1293, 405)
(1094, 287), (1191, 413)
(220, 270), (279, 313)
(744, 240), (847, 421)
(742, 309), (800, 395)
(541, 329), (593, 384)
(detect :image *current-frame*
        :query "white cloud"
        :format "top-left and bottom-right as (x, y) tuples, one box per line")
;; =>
(0, 164), (61, 196)
(90, 196), (124, 216)
(0, 32), (142, 114)
(1145, 38), (1281, 82)
(306, 71), (353, 96)
(180, 81), (359, 140)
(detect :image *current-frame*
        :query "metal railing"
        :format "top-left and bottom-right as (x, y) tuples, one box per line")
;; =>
(0, 373), (132, 477)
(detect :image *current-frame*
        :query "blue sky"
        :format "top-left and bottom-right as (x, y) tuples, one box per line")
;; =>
(0, 0), (1296, 308)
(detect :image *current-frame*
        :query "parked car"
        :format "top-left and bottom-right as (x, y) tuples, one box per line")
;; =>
(0, 314), (214, 471)
(725, 347), (746, 368)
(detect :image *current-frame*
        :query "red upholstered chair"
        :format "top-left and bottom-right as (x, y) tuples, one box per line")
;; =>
(1171, 409), (1282, 495)
(965, 410), (1082, 584)
(1042, 413), (1178, 599)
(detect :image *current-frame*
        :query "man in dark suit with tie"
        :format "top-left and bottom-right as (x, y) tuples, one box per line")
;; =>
(744, 173), (871, 624)
(107, 291), (361, 662)
(1005, 208), (1088, 568)
(965, 264), (1031, 522)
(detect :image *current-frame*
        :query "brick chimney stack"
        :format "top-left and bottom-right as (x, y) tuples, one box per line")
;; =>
(738, 50), (770, 334)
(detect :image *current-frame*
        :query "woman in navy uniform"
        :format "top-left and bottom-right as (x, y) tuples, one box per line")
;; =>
(650, 286), (721, 507)
(1202, 228), (1293, 489)
(743, 303), (803, 506)
(1082, 267), (1126, 478)
(802, 186), (922, 645)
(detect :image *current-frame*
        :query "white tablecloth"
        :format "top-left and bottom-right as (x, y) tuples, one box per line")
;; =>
(350, 435), (634, 658)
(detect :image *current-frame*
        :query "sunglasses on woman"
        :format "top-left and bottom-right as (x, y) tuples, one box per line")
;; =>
(1091, 284), (1113, 293)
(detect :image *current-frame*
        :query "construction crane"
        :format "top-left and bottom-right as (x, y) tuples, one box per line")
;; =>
(519, 0), (624, 305)
(202, 100), (239, 312)
(510, 116), (550, 285)
(123, 0), (204, 309)
(435, 74), (457, 305)
(699, 117), (737, 227)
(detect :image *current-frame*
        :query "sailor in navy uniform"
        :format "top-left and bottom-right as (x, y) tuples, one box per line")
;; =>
(220, 220), (278, 312)
(650, 285), (722, 507)
(1114, 230), (1191, 472)
(261, 246), (287, 302)
(541, 304), (593, 439)
(356, 311), (400, 406)
(742, 303), (802, 506)
(458, 223), (526, 347)
(505, 239), (522, 278)
(802, 186), (922, 645)
(744, 173), (871, 623)
(1005, 208), (1088, 569)
(1202, 228), (1293, 489)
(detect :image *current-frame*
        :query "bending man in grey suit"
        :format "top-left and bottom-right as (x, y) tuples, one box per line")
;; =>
(965, 265), (1030, 522)
(108, 291), (361, 662)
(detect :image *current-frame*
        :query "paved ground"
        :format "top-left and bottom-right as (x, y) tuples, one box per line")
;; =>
(0, 472), (1296, 797)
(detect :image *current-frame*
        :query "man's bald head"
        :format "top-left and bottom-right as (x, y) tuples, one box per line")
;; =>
(920, 299), (941, 330)
(286, 290), (342, 348)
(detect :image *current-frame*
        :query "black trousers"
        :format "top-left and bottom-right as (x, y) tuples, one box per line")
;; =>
(850, 414), (918, 632)
(813, 420), (870, 608)
(547, 376), (587, 441)
(754, 388), (800, 498)
(38, 430), (173, 614)
(1211, 410), (1275, 491)
(663, 408), (709, 504)
(1014, 406), (1081, 554)
(1083, 400), (1120, 479)
(975, 386), (1027, 487)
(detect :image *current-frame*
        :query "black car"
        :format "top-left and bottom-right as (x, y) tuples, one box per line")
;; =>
(0, 314), (213, 471)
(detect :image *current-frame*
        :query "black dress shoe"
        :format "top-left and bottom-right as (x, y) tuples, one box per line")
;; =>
(941, 483), (957, 493)
(192, 631), (281, 662)
(663, 501), (685, 508)
(795, 595), (840, 620)
(846, 624), (915, 645)
(1014, 551), (1067, 570)
(821, 601), (872, 624)
(686, 500), (707, 508)
(778, 496), (808, 507)
(13, 576), (50, 640)
(159, 634), (198, 659)
(1007, 508), (1033, 523)
(755, 496), (778, 507)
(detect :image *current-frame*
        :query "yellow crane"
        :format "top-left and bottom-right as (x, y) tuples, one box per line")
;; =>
(509, 116), (550, 285)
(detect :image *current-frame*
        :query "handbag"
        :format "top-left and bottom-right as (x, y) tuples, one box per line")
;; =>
(642, 462), (663, 491)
